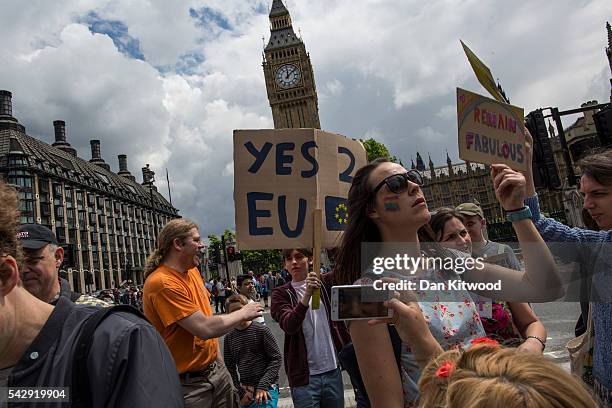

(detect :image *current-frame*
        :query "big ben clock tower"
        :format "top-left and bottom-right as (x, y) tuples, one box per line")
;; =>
(263, 0), (321, 129)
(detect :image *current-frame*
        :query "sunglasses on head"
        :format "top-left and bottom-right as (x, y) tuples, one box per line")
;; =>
(372, 170), (423, 194)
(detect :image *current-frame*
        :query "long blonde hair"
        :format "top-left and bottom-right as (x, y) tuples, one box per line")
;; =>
(144, 218), (198, 279)
(418, 345), (596, 407)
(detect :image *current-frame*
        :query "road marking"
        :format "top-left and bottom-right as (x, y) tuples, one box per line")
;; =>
(545, 350), (569, 359)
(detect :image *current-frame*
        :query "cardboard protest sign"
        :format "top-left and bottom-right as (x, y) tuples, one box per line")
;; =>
(234, 129), (367, 250)
(457, 88), (526, 171)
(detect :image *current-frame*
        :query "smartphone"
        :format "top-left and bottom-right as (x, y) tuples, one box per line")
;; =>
(331, 285), (393, 321)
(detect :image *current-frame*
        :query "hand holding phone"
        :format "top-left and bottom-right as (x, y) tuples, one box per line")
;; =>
(331, 285), (393, 321)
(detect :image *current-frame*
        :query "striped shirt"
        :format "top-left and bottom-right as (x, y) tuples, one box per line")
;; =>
(223, 322), (282, 397)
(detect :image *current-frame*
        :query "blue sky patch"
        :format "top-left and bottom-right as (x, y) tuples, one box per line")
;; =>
(254, 3), (269, 15)
(189, 6), (231, 31)
(79, 12), (145, 60)
(174, 51), (206, 75)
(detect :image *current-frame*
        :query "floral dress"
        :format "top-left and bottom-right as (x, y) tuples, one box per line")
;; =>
(393, 266), (486, 407)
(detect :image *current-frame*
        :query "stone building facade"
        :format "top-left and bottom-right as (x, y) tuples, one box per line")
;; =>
(0, 90), (179, 292)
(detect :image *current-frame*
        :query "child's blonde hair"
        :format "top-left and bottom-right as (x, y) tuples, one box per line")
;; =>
(225, 294), (249, 312)
(418, 345), (596, 407)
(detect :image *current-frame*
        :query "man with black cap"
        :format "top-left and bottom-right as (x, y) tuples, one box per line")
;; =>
(18, 224), (107, 306)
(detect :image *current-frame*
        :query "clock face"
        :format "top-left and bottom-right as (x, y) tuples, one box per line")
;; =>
(275, 64), (302, 89)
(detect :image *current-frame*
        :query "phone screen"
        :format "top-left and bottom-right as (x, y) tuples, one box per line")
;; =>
(337, 286), (390, 319)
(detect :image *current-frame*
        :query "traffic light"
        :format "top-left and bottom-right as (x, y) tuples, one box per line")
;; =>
(594, 107), (612, 147)
(227, 246), (236, 262)
(525, 110), (561, 189)
(212, 243), (221, 264)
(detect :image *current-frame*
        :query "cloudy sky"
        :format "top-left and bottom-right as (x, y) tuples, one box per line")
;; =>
(1, 0), (610, 236)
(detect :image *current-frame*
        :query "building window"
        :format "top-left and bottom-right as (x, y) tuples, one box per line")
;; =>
(8, 155), (27, 166)
(76, 191), (84, 210)
(56, 228), (65, 243)
(80, 230), (89, 246)
(82, 250), (89, 267)
(67, 209), (75, 229)
(8, 171), (32, 188)
(20, 215), (34, 224)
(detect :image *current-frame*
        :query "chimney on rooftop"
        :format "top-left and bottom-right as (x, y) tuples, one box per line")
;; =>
(89, 139), (110, 170)
(118, 154), (136, 182)
(0, 90), (13, 117)
(51, 120), (77, 156)
(141, 164), (157, 191)
(0, 90), (25, 132)
(53, 120), (66, 143)
(90, 140), (101, 160)
(118, 154), (128, 172)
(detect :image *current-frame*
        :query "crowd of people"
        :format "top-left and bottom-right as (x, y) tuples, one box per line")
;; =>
(0, 128), (610, 407)
(205, 271), (291, 314)
(93, 285), (145, 311)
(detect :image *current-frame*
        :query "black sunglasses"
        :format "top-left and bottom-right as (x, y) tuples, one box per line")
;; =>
(372, 170), (423, 194)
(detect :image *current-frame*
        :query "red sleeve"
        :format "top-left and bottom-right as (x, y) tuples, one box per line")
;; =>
(270, 286), (309, 335)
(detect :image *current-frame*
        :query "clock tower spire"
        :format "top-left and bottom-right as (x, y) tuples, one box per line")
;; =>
(263, 0), (321, 129)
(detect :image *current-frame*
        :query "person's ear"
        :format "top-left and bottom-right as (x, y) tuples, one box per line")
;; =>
(481, 218), (487, 228)
(0, 256), (19, 297)
(55, 246), (64, 268)
(173, 238), (183, 251)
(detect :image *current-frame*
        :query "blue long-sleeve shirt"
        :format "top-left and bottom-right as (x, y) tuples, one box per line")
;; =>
(525, 195), (612, 390)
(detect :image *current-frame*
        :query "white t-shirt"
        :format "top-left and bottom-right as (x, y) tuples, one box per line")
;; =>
(291, 280), (338, 375)
(216, 282), (226, 297)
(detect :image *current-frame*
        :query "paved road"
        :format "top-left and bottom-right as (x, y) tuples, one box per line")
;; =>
(218, 300), (579, 404)
(533, 301), (580, 371)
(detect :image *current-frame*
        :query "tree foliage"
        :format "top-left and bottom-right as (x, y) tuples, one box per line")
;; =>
(362, 138), (398, 163)
(240, 249), (282, 274)
(208, 231), (282, 276)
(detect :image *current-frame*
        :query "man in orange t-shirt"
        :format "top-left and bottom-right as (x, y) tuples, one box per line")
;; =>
(143, 219), (264, 408)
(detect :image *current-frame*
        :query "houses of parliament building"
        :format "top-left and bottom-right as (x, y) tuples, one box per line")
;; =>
(263, 1), (612, 238)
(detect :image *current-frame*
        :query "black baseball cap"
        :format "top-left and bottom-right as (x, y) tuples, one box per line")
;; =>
(17, 224), (59, 249)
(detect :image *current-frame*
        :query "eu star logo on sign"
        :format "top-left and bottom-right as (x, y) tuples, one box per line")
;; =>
(325, 196), (349, 231)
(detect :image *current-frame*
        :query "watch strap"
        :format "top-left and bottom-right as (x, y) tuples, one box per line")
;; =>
(506, 206), (532, 222)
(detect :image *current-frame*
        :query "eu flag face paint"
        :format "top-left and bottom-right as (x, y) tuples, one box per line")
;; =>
(384, 202), (400, 211)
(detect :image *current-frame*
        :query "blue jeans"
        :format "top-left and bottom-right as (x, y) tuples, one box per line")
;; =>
(241, 385), (279, 408)
(291, 367), (344, 408)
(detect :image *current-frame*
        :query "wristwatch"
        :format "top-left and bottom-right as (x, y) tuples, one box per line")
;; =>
(506, 206), (532, 222)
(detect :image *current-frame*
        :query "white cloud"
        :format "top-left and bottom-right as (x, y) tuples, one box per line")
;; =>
(436, 105), (456, 120)
(324, 79), (344, 97)
(416, 126), (446, 143)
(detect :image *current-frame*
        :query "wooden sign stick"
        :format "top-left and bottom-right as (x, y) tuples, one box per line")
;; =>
(311, 208), (322, 310)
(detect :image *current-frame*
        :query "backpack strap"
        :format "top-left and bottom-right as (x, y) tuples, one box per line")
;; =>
(71, 305), (147, 408)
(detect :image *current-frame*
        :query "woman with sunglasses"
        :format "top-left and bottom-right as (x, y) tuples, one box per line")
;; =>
(333, 158), (563, 408)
